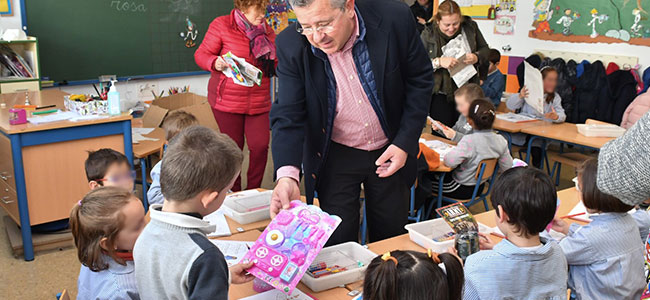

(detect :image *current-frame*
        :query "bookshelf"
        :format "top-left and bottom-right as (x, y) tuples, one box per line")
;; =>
(0, 37), (40, 93)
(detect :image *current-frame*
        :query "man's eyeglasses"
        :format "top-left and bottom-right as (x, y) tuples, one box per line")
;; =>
(296, 9), (345, 36)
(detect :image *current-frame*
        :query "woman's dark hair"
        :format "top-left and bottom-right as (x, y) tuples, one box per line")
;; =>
(490, 167), (557, 238)
(467, 98), (496, 130)
(433, 0), (462, 22)
(578, 158), (634, 213)
(363, 250), (464, 300)
(70, 187), (136, 271)
(541, 67), (558, 104)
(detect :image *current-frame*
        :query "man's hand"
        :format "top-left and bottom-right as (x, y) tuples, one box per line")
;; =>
(270, 177), (300, 218)
(229, 260), (255, 284)
(375, 145), (408, 178)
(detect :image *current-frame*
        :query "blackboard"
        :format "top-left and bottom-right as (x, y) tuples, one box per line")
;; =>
(24, 0), (232, 83)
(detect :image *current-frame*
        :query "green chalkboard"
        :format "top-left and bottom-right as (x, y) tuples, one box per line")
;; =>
(25, 0), (232, 83)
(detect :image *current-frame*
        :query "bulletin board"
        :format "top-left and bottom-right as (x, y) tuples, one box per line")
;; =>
(267, 0), (297, 34)
(529, 0), (650, 46)
(457, 0), (494, 19)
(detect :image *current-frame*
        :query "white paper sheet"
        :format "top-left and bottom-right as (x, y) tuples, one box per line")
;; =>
(209, 240), (254, 267)
(132, 127), (155, 135)
(27, 110), (78, 124)
(239, 288), (315, 300)
(132, 132), (159, 144)
(419, 138), (456, 161)
(203, 208), (231, 237)
(523, 61), (545, 114)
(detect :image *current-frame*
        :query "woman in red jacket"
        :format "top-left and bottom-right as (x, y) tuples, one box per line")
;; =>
(195, 0), (275, 191)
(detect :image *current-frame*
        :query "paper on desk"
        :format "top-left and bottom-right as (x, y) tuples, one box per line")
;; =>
(70, 115), (109, 122)
(203, 208), (231, 237)
(419, 138), (455, 161)
(132, 133), (159, 144)
(523, 61), (545, 115)
(441, 31), (477, 87)
(239, 288), (315, 300)
(209, 240), (254, 267)
(496, 112), (538, 123)
(27, 111), (78, 124)
(132, 127), (155, 135)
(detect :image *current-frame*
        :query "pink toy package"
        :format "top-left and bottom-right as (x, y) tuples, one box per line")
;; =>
(243, 200), (341, 295)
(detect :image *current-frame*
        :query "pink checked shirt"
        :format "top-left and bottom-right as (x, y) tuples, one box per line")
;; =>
(277, 12), (388, 182)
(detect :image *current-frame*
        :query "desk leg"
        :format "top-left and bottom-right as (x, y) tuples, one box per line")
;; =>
(10, 135), (34, 261)
(426, 173), (446, 219)
(140, 158), (149, 212)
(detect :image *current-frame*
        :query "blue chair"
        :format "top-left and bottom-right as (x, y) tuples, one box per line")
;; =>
(426, 159), (500, 218)
(408, 185), (424, 223)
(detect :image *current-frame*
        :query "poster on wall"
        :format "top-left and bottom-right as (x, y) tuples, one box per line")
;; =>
(266, 0), (297, 34)
(457, 0), (497, 19)
(529, 0), (650, 46)
(494, 0), (516, 35)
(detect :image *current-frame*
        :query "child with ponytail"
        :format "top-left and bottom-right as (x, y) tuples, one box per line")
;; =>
(70, 186), (145, 299)
(362, 249), (464, 300)
(438, 98), (513, 199)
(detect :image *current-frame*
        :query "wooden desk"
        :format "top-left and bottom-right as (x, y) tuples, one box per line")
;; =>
(132, 127), (165, 208)
(0, 89), (133, 261)
(493, 117), (543, 148)
(221, 229), (352, 300)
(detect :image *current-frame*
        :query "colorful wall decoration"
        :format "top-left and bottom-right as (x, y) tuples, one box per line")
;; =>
(266, 0), (297, 34)
(0, 0), (12, 15)
(457, 0), (496, 20)
(494, 0), (517, 35)
(497, 55), (525, 93)
(529, 0), (650, 46)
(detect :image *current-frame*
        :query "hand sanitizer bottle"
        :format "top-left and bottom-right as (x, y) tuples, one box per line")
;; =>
(107, 80), (121, 116)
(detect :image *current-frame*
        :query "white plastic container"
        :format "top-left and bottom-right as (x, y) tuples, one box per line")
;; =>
(301, 242), (376, 292)
(576, 124), (626, 138)
(405, 218), (456, 253)
(222, 190), (272, 224)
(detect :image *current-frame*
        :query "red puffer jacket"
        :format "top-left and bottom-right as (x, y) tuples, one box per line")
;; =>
(195, 9), (276, 115)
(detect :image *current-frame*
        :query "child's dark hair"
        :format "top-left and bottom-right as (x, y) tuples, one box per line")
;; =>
(70, 186), (136, 271)
(578, 158), (634, 213)
(363, 250), (464, 300)
(162, 110), (199, 141)
(467, 98), (496, 130)
(541, 66), (558, 104)
(85, 149), (129, 184)
(491, 167), (557, 238)
(454, 83), (485, 102)
(488, 49), (501, 65)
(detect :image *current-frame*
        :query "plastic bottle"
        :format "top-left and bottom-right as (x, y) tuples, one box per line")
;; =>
(107, 80), (121, 116)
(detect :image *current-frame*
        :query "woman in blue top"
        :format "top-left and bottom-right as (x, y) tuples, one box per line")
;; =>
(507, 67), (566, 167)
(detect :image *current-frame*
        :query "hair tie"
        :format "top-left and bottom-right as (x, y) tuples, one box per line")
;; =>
(381, 252), (398, 266)
(474, 105), (479, 114)
(540, 66), (552, 72)
(77, 200), (82, 206)
(488, 109), (495, 116)
(427, 249), (446, 274)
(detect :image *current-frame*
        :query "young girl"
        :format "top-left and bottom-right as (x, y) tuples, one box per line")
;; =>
(70, 186), (145, 300)
(507, 66), (566, 167)
(437, 83), (485, 143)
(363, 250), (464, 300)
(439, 99), (513, 199)
(551, 158), (645, 299)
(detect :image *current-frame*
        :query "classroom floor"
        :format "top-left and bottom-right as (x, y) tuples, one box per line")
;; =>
(0, 143), (575, 299)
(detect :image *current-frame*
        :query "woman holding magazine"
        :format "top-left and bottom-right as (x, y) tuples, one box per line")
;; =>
(421, 0), (490, 127)
(195, 0), (276, 191)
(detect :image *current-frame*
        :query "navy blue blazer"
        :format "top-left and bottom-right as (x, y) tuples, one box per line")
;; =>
(270, 0), (434, 202)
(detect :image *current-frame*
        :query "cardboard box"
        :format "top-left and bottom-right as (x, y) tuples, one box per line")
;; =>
(141, 93), (219, 132)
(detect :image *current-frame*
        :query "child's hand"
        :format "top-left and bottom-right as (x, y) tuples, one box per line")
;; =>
(229, 260), (255, 284)
(550, 217), (570, 235)
(478, 232), (495, 250)
(442, 126), (456, 139)
(519, 86), (529, 99)
(446, 246), (464, 266)
(440, 57), (459, 69)
(544, 108), (559, 120)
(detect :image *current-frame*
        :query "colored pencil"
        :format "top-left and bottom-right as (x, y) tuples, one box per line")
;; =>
(560, 212), (586, 219)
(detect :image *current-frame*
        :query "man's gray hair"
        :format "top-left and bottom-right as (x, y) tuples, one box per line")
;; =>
(289, 0), (346, 9)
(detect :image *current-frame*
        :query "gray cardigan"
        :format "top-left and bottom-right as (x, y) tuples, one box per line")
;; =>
(444, 130), (513, 186)
(597, 111), (650, 206)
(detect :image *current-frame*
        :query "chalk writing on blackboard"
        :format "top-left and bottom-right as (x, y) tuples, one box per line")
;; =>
(110, 1), (146, 13)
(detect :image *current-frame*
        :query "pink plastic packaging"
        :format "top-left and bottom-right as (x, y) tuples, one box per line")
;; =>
(243, 200), (341, 295)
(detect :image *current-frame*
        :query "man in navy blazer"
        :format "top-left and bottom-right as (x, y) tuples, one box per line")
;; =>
(270, 0), (433, 245)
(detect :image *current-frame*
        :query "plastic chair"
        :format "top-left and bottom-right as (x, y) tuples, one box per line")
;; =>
(427, 159), (500, 217)
(408, 185), (424, 223)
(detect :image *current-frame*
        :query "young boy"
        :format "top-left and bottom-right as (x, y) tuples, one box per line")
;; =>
(436, 83), (485, 142)
(147, 111), (199, 205)
(462, 167), (568, 299)
(133, 126), (253, 299)
(481, 49), (505, 108)
(85, 148), (134, 191)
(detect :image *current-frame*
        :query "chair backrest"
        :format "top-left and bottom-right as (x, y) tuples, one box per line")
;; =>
(475, 159), (498, 181)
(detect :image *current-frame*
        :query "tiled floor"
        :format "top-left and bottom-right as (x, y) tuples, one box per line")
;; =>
(0, 143), (575, 299)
